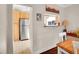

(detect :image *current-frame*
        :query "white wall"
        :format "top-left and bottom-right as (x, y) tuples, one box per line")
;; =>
(63, 5), (79, 31)
(0, 5), (7, 53)
(6, 5), (13, 54)
(30, 4), (64, 53)
(0, 4), (13, 54)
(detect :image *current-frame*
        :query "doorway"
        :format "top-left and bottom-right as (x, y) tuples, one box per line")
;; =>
(12, 5), (33, 54)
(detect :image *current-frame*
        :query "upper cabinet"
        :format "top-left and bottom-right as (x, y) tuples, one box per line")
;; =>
(13, 10), (20, 23)
(20, 11), (29, 19)
(13, 10), (29, 23)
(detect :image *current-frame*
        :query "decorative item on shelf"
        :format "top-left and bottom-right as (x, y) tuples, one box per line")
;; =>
(46, 5), (59, 14)
(36, 13), (42, 21)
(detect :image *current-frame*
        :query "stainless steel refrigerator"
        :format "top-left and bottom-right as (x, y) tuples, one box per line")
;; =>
(19, 19), (30, 41)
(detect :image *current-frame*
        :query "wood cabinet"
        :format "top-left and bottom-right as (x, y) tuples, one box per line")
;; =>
(13, 10), (29, 41)
(13, 10), (20, 41)
(13, 10), (20, 23)
(20, 11), (29, 19)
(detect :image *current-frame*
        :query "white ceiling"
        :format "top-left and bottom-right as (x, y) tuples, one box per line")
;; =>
(13, 5), (31, 12)
(57, 4), (72, 8)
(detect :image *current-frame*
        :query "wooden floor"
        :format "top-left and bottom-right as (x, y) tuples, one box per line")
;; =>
(40, 47), (57, 54)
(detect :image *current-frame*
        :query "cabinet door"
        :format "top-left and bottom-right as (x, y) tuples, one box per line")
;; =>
(20, 12), (29, 19)
(13, 23), (19, 41)
(13, 10), (20, 23)
(13, 10), (20, 41)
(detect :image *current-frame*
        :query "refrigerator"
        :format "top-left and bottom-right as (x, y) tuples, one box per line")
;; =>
(19, 19), (30, 41)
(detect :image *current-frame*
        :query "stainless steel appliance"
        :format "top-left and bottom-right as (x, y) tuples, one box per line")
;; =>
(19, 19), (29, 41)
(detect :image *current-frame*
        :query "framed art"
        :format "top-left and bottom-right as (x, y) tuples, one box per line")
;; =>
(36, 13), (42, 21)
(44, 14), (58, 27)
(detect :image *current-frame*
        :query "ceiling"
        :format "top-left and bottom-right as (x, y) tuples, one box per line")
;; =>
(57, 4), (72, 8)
(13, 5), (31, 12)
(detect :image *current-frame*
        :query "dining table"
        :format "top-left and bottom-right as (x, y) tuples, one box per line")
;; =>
(57, 39), (79, 54)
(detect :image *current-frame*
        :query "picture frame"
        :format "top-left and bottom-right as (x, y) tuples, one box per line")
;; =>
(44, 14), (58, 27)
(36, 13), (42, 21)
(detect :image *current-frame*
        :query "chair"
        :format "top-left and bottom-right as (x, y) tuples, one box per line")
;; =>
(59, 32), (67, 42)
(72, 41), (79, 54)
(58, 32), (67, 54)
